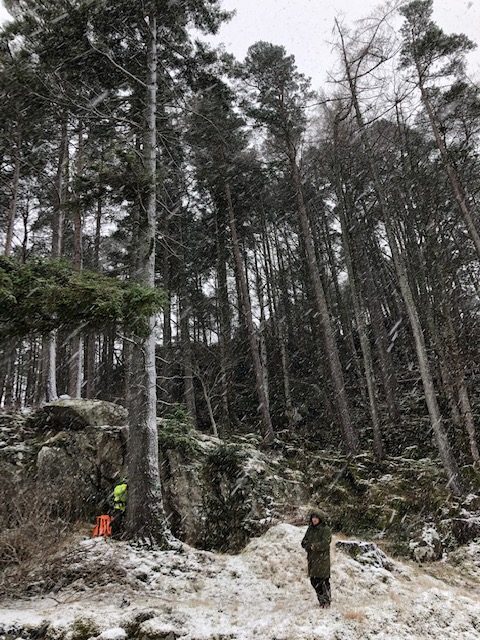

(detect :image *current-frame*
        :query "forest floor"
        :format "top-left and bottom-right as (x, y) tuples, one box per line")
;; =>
(1, 524), (479, 640)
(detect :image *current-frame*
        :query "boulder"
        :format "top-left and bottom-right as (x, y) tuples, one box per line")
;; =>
(450, 516), (480, 544)
(335, 540), (394, 571)
(36, 425), (127, 518)
(158, 427), (308, 550)
(409, 525), (443, 563)
(159, 446), (205, 545)
(462, 494), (480, 511)
(27, 399), (128, 433)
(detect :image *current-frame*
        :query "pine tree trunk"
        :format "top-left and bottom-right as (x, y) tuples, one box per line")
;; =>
(458, 382), (480, 465)
(68, 122), (84, 399)
(270, 233), (295, 422)
(125, 12), (168, 543)
(320, 211), (365, 400)
(4, 129), (21, 257)
(52, 117), (68, 260)
(288, 146), (359, 453)
(439, 279), (480, 465)
(337, 27), (463, 493)
(44, 118), (68, 404)
(215, 206), (232, 430)
(253, 250), (270, 411)
(360, 249), (401, 426)
(24, 336), (37, 407)
(416, 75), (480, 260)
(43, 332), (58, 403)
(333, 136), (384, 459)
(179, 294), (197, 425)
(225, 180), (274, 443)
(14, 343), (23, 409)
(94, 197), (102, 268)
(386, 220), (463, 493)
(85, 332), (96, 399)
(3, 343), (16, 410)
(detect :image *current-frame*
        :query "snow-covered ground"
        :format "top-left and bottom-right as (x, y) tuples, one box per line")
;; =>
(1, 524), (479, 639)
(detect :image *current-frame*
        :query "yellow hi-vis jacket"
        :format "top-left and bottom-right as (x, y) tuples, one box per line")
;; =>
(113, 482), (127, 512)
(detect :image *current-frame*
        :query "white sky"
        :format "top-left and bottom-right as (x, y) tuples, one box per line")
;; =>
(1, 0), (479, 89)
(208, 0), (480, 89)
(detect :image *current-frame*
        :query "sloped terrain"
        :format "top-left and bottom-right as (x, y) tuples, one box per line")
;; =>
(1, 524), (479, 640)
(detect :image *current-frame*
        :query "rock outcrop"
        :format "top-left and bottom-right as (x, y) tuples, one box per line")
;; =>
(335, 539), (394, 570)
(26, 399), (128, 432)
(409, 525), (443, 563)
(1, 401), (479, 559)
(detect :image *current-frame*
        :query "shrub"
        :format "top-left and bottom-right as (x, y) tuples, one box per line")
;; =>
(0, 476), (75, 597)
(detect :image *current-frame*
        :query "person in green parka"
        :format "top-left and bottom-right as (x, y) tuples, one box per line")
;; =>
(301, 512), (332, 607)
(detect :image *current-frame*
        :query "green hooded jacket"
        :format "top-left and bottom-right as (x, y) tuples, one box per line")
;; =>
(301, 515), (332, 579)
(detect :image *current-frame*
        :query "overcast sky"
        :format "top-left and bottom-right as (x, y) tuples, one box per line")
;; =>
(1, 0), (479, 89)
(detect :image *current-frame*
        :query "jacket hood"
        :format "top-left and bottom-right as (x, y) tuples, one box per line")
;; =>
(309, 512), (325, 525)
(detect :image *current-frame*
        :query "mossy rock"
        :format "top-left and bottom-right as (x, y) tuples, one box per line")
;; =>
(461, 464), (480, 492)
(124, 611), (157, 639)
(136, 619), (178, 640)
(27, 400), (127, 432)
(70, 617), (99, 640)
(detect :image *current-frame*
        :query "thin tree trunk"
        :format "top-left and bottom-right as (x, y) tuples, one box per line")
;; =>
(337, 23), (462, 493)
(197, 372), (218, 438)
(21, 194), (30, 263)
(333, 130), (384, 459)
(288, 144), (359, 453)
(24, 336), (37, 407)
(225, 180), (274, 443)
(417, 73), (480, 260)
(269, 232), (294, 423)
(440, 277), (480, 465)
(458, 382), (480, 465)
(94, 197), (102, 268)
(253, 249), (270, 410)
(3, 344), (16, 410)
(215, 207), (232, 430)
(14, 343), (23, 409)
(360, 248), (401, 426)
(179, 294), (197, 426)
(85, 332), (96, 399)
(52, 117), (68, 260)
(4, 129), (21, 257)
(45, 333), (58, 402)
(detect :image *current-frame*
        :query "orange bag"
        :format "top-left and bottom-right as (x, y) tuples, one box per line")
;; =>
(92, 514), (112, 538)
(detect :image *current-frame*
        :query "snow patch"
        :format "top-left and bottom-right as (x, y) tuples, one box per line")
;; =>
(1, 524), (479, 639)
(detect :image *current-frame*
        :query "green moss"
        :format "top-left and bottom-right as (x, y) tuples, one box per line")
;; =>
(461, 464), (480, 492)
(70, 617), (98, 640)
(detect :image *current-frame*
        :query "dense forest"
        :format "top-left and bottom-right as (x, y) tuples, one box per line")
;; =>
(1, 0), (480, 542)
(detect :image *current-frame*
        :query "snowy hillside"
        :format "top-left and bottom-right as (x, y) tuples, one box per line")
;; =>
(1, 524), (479, 640)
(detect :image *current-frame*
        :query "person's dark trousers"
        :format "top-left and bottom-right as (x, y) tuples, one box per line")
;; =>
(111, 510), (125, 539)
(310, 577), (331, 606)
